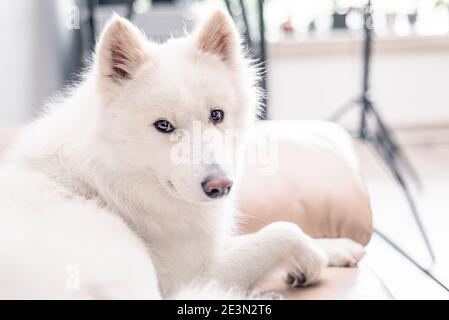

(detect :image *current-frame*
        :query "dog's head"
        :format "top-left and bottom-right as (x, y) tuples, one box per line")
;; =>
(93, 10), (259, 204)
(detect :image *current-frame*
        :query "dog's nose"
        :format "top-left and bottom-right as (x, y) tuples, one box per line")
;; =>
(201, 175), (233, 199)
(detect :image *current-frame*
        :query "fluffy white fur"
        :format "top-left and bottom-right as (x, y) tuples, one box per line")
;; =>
(0, 10), (364, 299)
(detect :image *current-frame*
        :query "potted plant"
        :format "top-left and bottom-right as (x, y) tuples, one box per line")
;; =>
(407, 1), (419, 28)
(385, 11), (397, 31)
(331, 0), (349, 30)
(435, 0), (449, 9)
(435, 0), (449, 28)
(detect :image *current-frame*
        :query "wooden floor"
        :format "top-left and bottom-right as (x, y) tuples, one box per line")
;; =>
(355, 128), (449, 299)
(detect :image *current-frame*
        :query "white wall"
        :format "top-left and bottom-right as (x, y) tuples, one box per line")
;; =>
(267, 34), (449, 129)
(0, 0), (77, 126)
(0, 0), (35, 125)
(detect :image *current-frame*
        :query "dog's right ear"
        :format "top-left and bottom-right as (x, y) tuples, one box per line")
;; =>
(96, 15), (149, 84)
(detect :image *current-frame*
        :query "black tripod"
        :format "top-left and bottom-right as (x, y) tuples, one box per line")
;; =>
(224, 0), (267, 119)
(330, 0), (435, 264)
(85, 0), (136, 54)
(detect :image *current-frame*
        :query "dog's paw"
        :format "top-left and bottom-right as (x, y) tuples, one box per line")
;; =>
(286, 248), (327, 288)
(260, 222), (327, 288)
(316, 238), (366, 267)
(275, 223), (328, 287)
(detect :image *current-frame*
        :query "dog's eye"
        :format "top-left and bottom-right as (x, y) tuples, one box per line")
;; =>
(154, 120), (175, 133)
(210, 109), (224, 124)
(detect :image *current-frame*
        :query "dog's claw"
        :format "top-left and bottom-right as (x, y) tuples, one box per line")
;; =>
(286, 273), (306, 288)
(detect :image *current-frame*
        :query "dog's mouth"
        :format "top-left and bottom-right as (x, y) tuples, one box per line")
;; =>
(162, 179), (181, 199)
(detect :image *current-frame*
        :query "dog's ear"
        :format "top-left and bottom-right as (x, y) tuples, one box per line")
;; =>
(96, 14), (149, 83)
(195, 10), (242, 64)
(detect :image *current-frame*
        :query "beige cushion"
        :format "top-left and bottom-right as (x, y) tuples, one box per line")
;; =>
(238, 120), (373, 245)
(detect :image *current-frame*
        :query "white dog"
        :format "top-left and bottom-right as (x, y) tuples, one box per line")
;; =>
(0, 10), (364, 299)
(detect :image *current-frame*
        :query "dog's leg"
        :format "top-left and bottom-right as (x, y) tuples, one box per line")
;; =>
(315, 238), (366, 267)
(206, 221), (328, 290)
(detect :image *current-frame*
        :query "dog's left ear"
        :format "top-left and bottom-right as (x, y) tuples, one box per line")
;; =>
(195, 10), (242, 64)
(96, 14), (149, 83)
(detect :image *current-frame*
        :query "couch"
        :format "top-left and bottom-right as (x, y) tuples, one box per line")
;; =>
(0, 121), (392, 299)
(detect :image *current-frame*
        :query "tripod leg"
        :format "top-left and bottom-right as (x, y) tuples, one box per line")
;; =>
(328, 99), (357, 122)
(369, 103), (423, 189)
(374, 229), (447, 291)
(87, 0), (98, 52)
(126, 1), (135, 20)
(371, 129), (435, 264)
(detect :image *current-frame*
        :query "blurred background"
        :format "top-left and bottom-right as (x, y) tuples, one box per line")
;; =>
(0, 0), (448, 299)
